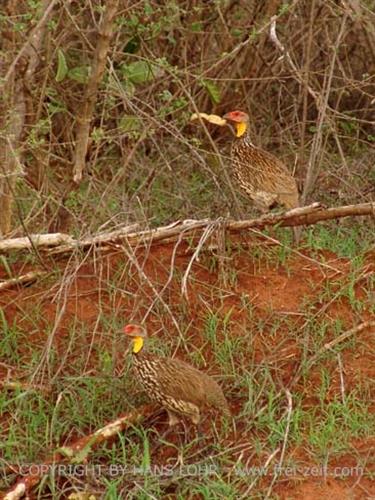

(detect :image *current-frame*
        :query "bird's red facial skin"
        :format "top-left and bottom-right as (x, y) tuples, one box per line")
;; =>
(124, 324), (139, 335)
(223, 110), (248, 123)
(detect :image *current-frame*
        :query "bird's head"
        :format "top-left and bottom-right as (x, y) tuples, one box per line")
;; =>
(123, 323), (147, 353)
(222, 110), (249, 138)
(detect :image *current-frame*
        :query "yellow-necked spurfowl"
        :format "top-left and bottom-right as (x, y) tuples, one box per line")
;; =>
(124, 323), (230, 426)
(223, 109), (301, 241)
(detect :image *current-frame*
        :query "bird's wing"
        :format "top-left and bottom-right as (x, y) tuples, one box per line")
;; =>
(152, 358), (208, 405)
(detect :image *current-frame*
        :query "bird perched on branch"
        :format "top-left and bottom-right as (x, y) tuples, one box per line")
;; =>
(223, 110), (299, 212)
(223, 110), (301, 242)
(123, 323), (230, 427)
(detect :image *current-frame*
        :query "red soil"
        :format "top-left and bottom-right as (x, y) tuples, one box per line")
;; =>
(0, 238), (374, 497)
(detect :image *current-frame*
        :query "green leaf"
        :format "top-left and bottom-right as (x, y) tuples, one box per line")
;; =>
(119, 115), (142, 133)
(122, 79), (135, 97)
(68, 66), (90, 84)
(144, 1), (153, 15)
(191, 22), (202, 32)
(121, 61), (157, 84)
(124, 36), (140, 54)
(201, 79), (221, 104)
(55, 49), (68, 82)
(141, 434), (151, 470)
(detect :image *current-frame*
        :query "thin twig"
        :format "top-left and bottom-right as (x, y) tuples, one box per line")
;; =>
(265, 390), (293, 499)
(0, 0), (59, 88)
(336, 352), (346, 405)
(241, 447), (281, 498)
(290, 320), (375, 388)
(181, 219), (222, 298)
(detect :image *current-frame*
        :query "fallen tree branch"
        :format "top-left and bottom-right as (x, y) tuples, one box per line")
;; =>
(4, 404), (158, 500)
(0, 271), (48, 291)
(0, 224), (139, 252)
(0, 202), (373, 255)
(0, 379), (50, 393)
(0, 233), (74, 251)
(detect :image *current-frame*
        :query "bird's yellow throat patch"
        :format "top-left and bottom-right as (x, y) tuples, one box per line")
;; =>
(235, 122), (247, 137)
(133, 336), (144, 353)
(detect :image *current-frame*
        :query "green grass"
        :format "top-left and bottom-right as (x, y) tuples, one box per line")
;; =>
(1, 216), (374, 497)
(306, 222), (372, 258)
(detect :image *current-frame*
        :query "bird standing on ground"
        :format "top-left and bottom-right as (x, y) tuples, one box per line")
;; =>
(222, 110), (301, 242)
(123, 323), (230, 426)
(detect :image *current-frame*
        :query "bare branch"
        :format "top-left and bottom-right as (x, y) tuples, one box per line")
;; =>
(0, 271), (47, 291)
(4, 404), (158, 500)
(0, 203), (373, 254)
(269, 14), (350, 204)
(0, 0), (59, 88)
(73, 0), (119, 184)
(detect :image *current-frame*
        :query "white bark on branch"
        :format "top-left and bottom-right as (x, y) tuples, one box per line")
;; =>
(0, 271), (47, 291)
(0, 202), (373, 255)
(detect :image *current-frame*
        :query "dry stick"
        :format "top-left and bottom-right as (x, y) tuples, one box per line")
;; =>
(0, 271), (48, 291)
(289, 320), (375, 389)
(1, 0), (55, 237)
(265, 390), (293, 499)
(301, 12), (349, 204)
(120, 241), (187, 349)
(306, 320), (375, 372)
(270, 13), (350, 204)
(253, 320), (375, 424)
(73, 0), (119, 184)
(2, 139), (49, 271)
(299, 0), (316, 165)
(0, 88), (26, 237)
(0, 224), (139, 252)
(336, 353), (346, 405)
(3, 405), (158, 500)
(32, 200), (375, 253)
(143, 230), (186, 322)
(201, 0), (301, 78)
(241, 447), (281, 498)
(181, 219), (222, 298)
(0, 202), (373, 255)
(0, 0), (59, 88)
(29, 270), (73, 384)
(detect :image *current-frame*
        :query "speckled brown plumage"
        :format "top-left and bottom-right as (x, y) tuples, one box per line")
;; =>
(224, 110), (299, 212)
(124, 324), (230, 426)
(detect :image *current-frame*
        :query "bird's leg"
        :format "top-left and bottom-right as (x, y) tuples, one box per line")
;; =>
(162, 410), (181, 441)
(292, 226), (302, 245)
(195, 422), (205, 441)
(180, 418), (190, 443)
(154, 410), (179, 447)
(191, 411), (205, 441)
(167, 410), (181, 427)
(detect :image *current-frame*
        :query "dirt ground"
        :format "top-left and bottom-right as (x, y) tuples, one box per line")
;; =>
(1, 236), (374, 498)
